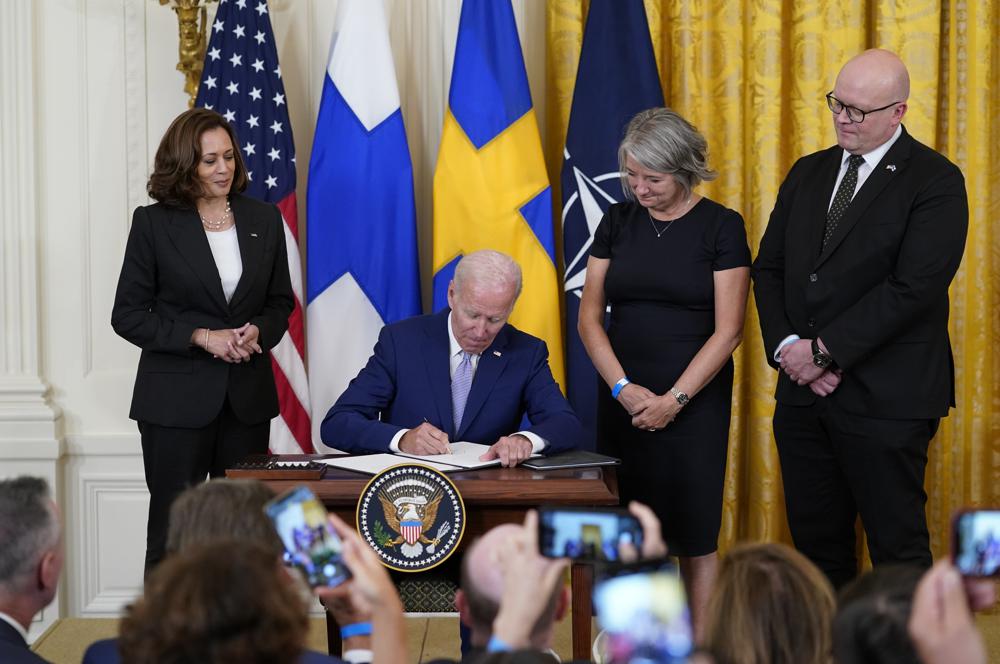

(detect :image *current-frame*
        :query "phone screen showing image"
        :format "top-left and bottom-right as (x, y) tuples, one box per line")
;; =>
(265, 486), (350, 587)
(594, 561), (692, 664)
(953, 510), (1000, 577)
(538, 507), (643, 562)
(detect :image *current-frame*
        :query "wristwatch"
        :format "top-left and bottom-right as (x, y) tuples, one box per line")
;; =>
(811, 338), (833, 368)
(669, 387), (689, 407)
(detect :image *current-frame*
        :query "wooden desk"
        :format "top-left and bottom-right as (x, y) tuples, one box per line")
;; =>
(248, 458), (619, 660)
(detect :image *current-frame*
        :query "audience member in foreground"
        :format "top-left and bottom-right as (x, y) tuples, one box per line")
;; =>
(118, 542), (309, 664)
(701, 542), (835, 664)
(82, 479), (368, 663)
(833, 565), (924, 664)
(0, 477), (62, 664)
(435, 501), (667, 663)
(908, 560), (990, 664)
(321, 512), (407, 664)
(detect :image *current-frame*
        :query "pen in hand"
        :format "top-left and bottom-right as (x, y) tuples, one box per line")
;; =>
(423, 417), (452, 454)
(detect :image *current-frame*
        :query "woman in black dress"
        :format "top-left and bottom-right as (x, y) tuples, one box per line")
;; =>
(578, 107), (750, 634)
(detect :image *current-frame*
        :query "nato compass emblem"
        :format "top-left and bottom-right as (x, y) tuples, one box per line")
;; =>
(562, 152), (622, 300)
(357, 464), (465, 572)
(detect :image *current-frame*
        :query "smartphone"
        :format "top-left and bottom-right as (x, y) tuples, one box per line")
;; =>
(594, 559), (692, 664)
(952, 508), (1000, 577)
(264, 485), (350, 587)
(537, 506), (644, 562)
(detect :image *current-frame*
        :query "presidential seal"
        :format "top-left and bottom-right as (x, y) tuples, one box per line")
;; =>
(357, 464), (465, 572)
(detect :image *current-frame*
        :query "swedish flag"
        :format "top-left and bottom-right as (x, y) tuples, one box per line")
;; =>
(432, 0), (564, 386)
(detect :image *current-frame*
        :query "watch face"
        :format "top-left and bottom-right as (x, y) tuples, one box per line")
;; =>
(813, 354), (831, 368)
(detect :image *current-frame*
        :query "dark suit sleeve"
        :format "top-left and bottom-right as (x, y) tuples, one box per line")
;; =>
(320, 326), (404, 453)
(752, 164), (800, 369)
(111, 206), (198, 355)
(521, 339), (582, 453)
(249, 209), (294, 350)
(819, 166), (968, 370)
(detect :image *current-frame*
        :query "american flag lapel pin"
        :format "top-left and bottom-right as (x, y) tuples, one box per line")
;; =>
(250, 232), (259, 237)
(493, 351), (502, 357)
(886, 164), (896, 172)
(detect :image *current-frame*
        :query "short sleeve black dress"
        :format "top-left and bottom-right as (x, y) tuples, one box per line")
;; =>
(590, 198), (750, 556)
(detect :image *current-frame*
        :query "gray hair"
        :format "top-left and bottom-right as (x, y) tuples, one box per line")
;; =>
(453, 250), (523, 301)
(0, 477), (58, 590)
(166, 479), (282, 558)
(618, 107), (717, 199)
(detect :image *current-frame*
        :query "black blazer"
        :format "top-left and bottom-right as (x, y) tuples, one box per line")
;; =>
(111, 193), (294, 428)
(752, 126), (968, 419)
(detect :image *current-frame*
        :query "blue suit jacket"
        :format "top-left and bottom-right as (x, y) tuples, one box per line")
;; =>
(82, 638), (344, 664)
(0, 619), (48, 664)
(321, 310), (581, 454)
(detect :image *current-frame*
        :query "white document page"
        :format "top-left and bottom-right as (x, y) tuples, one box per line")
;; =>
(319, 454), (462, 475)
(394, 441), (539, 469)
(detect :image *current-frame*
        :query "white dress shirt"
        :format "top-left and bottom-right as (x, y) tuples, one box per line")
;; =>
(0, 611), (28, 643)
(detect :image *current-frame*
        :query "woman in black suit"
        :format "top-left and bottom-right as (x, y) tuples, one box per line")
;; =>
(112, 108), (293, 571)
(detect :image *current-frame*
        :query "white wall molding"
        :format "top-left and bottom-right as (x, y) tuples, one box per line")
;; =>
(73, 473), (148, 615)
(0, 0), (61, 432)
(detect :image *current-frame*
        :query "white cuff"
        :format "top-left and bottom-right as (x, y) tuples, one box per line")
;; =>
(515, 431), (547, 454)
(773, 334), (800, 362)
(388, 429), (408, 453)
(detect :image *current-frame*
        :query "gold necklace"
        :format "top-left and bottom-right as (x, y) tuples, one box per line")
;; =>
(200, 199), (232, 230)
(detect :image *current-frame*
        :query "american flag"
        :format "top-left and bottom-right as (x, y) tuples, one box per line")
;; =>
(195, 0), (313, 454)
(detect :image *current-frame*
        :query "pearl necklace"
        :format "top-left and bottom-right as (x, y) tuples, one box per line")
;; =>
(200, 199), (232, 230)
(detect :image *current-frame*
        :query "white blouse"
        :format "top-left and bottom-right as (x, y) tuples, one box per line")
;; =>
(205, 226), (243, 302)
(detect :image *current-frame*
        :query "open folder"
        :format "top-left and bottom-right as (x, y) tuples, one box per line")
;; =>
(319, 442), (541, 475)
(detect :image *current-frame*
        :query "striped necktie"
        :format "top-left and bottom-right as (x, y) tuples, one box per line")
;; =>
(451, 351), (474, 433)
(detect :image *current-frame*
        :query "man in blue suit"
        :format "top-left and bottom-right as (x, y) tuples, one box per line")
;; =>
(0, 477), (62, 664)
(322, 250), (581, 467)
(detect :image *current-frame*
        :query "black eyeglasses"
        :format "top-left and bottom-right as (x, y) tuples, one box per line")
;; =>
(826, 92), (902, 123)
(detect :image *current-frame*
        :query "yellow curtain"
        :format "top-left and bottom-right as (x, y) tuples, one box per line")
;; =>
(545, 0), (1000, 559)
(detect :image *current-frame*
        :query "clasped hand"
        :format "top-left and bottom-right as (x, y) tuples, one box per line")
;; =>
(204, 322), (262, 363)
(779, 339), (843, 396)
(617, 382), (680, 431)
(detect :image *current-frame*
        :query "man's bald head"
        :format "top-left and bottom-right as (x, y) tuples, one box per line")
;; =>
(831, 49), (909, 154)
(837, 49), (910, 103)
(460, 524), (521, 628)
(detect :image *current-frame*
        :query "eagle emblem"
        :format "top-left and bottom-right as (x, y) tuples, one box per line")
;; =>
(377, 482), (446, 558)
(357, 464), (465, 571)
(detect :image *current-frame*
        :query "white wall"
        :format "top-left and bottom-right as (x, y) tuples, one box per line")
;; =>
(0, 0), (549, 637)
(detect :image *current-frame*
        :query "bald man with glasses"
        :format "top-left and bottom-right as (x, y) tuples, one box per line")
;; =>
(752, 49), (968, 588)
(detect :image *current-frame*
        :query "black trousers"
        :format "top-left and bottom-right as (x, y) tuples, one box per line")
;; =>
(139, 396), (269, 573)
(773, 398), (937, 589)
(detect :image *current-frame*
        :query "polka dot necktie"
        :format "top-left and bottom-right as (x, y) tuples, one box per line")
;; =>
(823, 154), (866, 247)
(451, 351), (473, 433)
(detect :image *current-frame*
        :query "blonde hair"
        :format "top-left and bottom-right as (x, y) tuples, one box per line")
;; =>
(703, 543), (835, 664)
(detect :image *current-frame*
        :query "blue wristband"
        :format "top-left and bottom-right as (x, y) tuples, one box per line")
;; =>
(487, 635), (512, 653)
(611, 377), (630, 399)
(340, 622), (373, 639)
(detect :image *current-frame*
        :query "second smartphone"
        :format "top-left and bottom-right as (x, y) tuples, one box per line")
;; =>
(537, 506), (644, 563)
(264, 485), (351, 587)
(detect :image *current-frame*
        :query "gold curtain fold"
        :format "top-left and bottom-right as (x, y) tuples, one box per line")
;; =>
(545, 0), (1000, 559)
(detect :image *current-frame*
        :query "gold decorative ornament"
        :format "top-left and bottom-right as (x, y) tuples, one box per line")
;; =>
(158, 0), (218, 108)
